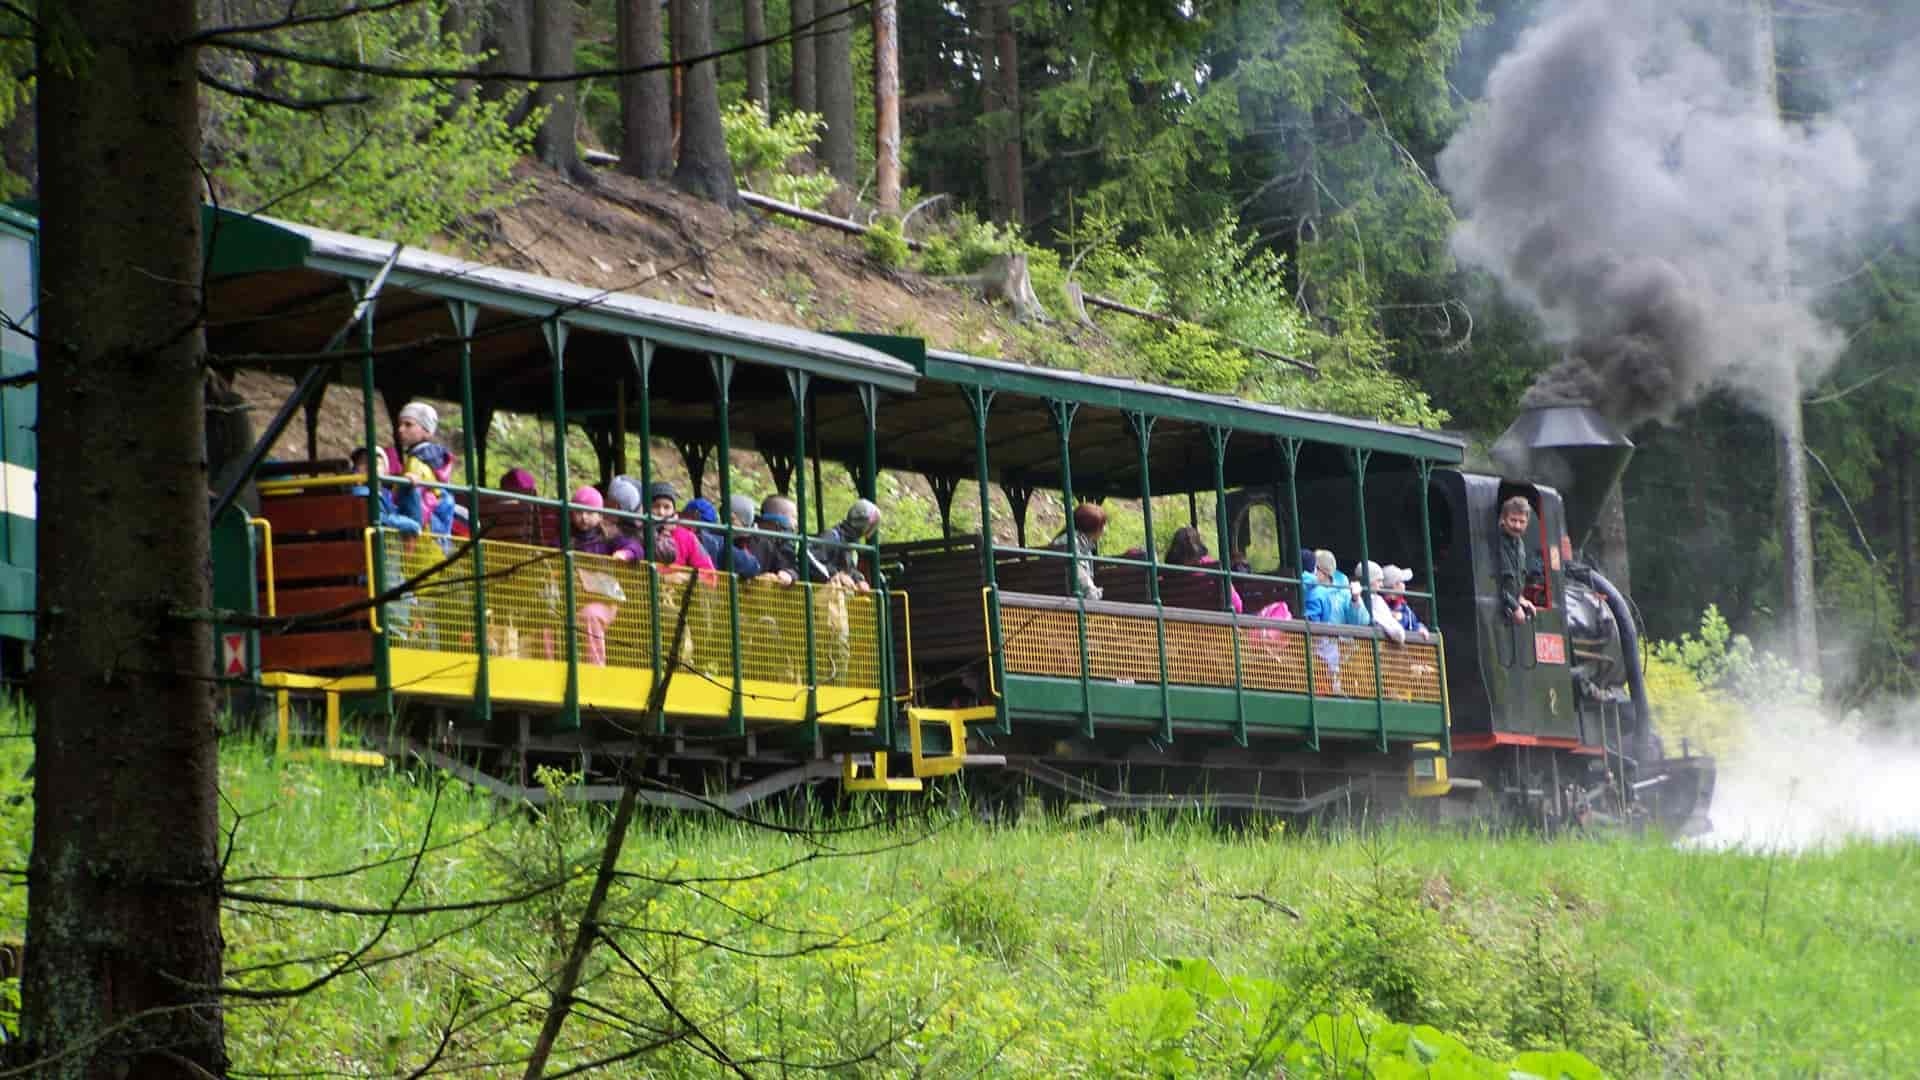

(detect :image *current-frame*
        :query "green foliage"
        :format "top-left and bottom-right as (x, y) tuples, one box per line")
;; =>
(863, 213), (909, 269)
(207, 2), (539, 246)
(721, 100), (836, 209)
(0, 738), (1911, 1072)
(1645, 605), (1821, 756)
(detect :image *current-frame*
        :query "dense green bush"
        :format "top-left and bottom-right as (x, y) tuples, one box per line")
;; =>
(722, 100), (836, 209)
(208, 2), (539, 246)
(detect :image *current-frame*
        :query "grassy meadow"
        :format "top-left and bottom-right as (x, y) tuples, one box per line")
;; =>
(0, 732), (1914, 1077)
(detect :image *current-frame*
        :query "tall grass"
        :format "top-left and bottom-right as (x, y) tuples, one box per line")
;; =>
(0, 729), (1913, 1076)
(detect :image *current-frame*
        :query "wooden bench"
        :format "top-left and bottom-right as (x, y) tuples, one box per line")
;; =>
(255, 476), (377, 673)
(473, 493), (559, 548)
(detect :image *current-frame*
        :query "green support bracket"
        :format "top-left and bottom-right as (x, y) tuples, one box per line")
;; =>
(451, 300), (491, 734)
(355, 281), (393, 717)
(548, 319), (580, 732)
(1050, 398), (1094, 739)
(966, 387), (1009, 734)
(1281, 437), (1316, 751)
(788, 370), (820, 736)
(858, 384), (895, 748)
(630, 338), (666, 734)
(1129, 412), (1173, 744)
(711, 354), (745, 734)
(1210, 426), (1248, 747)
(1417, 456), (1448, 758)
(1350, 447), (1386, 753)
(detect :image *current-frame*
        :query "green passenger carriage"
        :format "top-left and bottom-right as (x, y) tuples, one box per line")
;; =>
(8, 205), (1713, 828)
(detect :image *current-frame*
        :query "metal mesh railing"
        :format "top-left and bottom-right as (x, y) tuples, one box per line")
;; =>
(374, 531), (882, 693)
(997, 595), (1443, 704)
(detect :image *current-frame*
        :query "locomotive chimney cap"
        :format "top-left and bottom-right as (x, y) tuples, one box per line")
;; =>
(1490, 403), (1634, 551)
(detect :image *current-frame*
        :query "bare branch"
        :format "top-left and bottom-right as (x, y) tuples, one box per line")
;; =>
(197, 68), (374, 111)
(186, 0), (431, 44)
(207, 0), (875, 86)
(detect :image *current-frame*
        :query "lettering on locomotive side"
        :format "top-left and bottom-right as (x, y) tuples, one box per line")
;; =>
(1535, 633), (1566, 665)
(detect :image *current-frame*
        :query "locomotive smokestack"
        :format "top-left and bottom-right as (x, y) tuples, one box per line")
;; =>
(1491, 402), (1633, 550)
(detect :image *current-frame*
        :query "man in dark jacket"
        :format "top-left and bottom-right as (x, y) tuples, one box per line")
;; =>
(811, 499), (881, 591)
(750, 494), (802, 584)
(1498, 495), (1536, 624)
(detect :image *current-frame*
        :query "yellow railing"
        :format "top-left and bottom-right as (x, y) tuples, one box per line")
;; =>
(370, 531), (884, 694)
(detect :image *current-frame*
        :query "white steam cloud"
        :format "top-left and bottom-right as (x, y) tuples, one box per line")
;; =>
(1437, 0), (1920, 430)
(1690, 704), (1920, 852)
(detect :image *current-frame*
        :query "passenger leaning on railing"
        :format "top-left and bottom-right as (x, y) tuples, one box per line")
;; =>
(1164, 525), (1242, 614)
(809, 499), (881, 593)
(568, 485), (643, 666)
(639, 482), (715, 571)
(1050, 502), (1107, 601)
(388, 401), (457, 547)
(749, 495), (802, 585)
(720, 495), (764, 579)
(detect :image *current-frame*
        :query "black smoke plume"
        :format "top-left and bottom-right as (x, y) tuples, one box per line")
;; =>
(1438, 0), (1916, 430)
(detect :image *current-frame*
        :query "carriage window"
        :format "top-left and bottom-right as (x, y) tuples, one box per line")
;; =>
(1238, 501), (1282, 573)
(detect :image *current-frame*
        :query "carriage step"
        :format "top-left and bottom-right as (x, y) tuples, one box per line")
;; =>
(906, 706), (995, 778)
(842, 751), (923, 791)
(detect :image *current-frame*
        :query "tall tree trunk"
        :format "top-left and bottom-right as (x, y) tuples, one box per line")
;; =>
(975, 0), (1005, 217)
(1593, 483), (1631, 600)
(1748, 0), (1818, 671)
(791, 0), (816, 113)
(872, 0), (901, 214)
(480, 0), (534, 125)
(670, 0), (686, 156)
(993, 0), (1023, 225)
(744, 0), (770, 114)
(531, 0), (580, 175)
(673, 0), (741, 205)
(1898, 430), (1914, 635)
(618, 0), (674, 178)
(23, 0), (227, 1074)
(817, 0), (856, 198)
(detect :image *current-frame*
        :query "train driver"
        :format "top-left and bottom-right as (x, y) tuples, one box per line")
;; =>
(1497, 495), (1536, 625)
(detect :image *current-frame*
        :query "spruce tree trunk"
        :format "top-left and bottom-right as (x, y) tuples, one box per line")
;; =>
(481, 0), (534, 124)
(817, 0), (857, 196)
(673, 0), (742, 205)
(744, 0), (770, 113)
(975, 0), (1005, 217)
(618, 0), (674, 178)
(1593, 483), (1631, 599)
(791, 0), (816, 113)
(873, 0), (901, 214)
(993, 0), (1023, 225)
(1748, 0), (1818, 671)
(21, 0), (227, 1074)
(531, 0), (581, 175)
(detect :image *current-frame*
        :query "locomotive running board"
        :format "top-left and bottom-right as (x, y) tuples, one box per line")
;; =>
(1003, 758), (1356, 814)
(406, 741), (843, 808)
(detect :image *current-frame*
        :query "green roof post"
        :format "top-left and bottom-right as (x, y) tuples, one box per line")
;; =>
(1050, 398), (1094, 738)
(788, 371), (819, 735)
(858, 383), (894, 748)
(1281, 437), (1316, 751)
(1417, 456), (1449, 759)
(711, 354), (744, 735)
(966, 386), (1008, 734)
(547, 319), (580, 732)
(1210, 426), (1248, 747)
(451, 300), (491, 735)
(356, 281), (392, 711)
(1350, 447), (1385, 753)
(630, 338), (665, 734)
(1129, 411), (1173, 744)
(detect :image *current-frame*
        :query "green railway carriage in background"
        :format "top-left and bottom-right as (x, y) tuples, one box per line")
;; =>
(7, 205), (1713, 830)
(0, 207), (34, 676)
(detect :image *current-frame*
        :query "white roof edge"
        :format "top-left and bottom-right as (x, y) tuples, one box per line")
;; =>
(255, 214), (919, 385)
